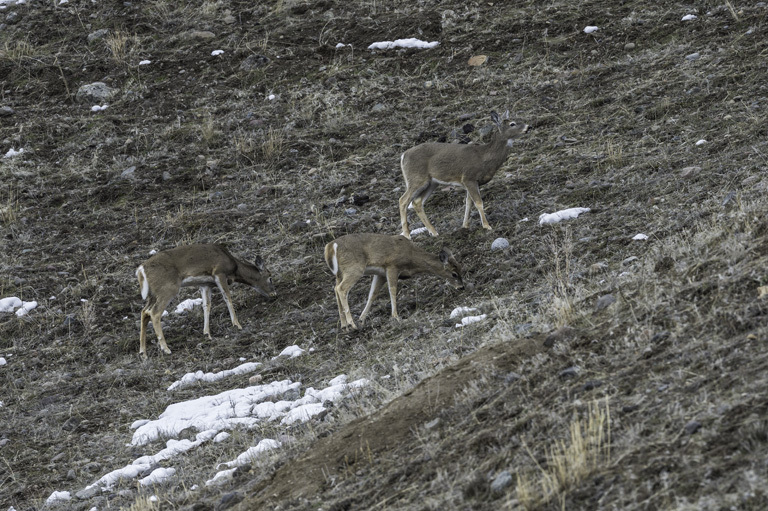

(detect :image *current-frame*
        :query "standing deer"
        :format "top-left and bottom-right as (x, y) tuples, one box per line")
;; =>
(398, 111), (530, 239)
(136, 244), (276, 358)
(324, 233), (464, 329)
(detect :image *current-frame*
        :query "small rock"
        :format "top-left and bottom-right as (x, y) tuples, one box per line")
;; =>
(504, 372), (521, 384)
(621, 256), (639, 266)
(66, 469), (76, 480)
(352, 193), (370, 206)
(223, 14), (236, 24)
(84, 461), (101, 473)
(239, 54), (269, 71)
(87, 28), (110, 43)
(249, 374), (263, 384)
(559, 366), (580, 378)
(0, 106), (15, 117)
(582, 380), (603, 391)
(624, 42), (636, 50)
(650, 331), (670, 343)
(490, 471), (513, 493)
(462, 123), (475, 134)
(5, 11), (21, 24)
(76, 82), (117, 104)
(75, 485), (101, 500)
(371, 103), (386, 113)
(595, 294), (616, 311)
(121, 166), (136, 179)
(162, 171), (172, 181)
(680, 166), (702, 178)
(491, 238), (510, 251)
(685, 52), (701, 61)
(425, 418), (441, 430)
(684, 420), (702, 435)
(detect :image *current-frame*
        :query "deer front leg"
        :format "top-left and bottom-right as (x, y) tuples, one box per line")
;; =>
(398, 189), (416, 239)
(385, 268), (400, 321)
(465, 181), (491, 230)
(214, 274), (241, 329)
(200, 286), (213, 339)
(412, 197), (439, 237)
(359, 274), (385, 324)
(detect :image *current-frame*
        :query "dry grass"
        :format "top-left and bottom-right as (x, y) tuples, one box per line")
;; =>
(0, 39), (38, 65)
(517, 400), (611, 509)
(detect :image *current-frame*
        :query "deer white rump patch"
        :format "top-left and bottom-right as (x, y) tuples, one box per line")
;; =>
(329, 243), (339, 275)
(136, 265), (149, 300)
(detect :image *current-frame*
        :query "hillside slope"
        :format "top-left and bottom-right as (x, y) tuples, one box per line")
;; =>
(1, 0), (767, 510)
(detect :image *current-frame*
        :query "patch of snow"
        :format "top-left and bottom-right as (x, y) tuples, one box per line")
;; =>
(0, 358), (5, 366)
(0, 297), (22, 312)
(217, 439), (281, 469)
(139, 60), (151, 65)
(584, 26), (599, 34)
(267, 94), (276, 100)
(368, 38), (439, 50)
(213, 432), (230, 443)
(336, 43), (346, 48)
(519, 217), (529, 222)
(205, 467), (236, 486)
(174, 298), (202, 314)
(3, 148), (24, 159)
(45, 491), (71, 505)
(91, 104), (108, 112)
(211, 49), (224, 56)
(273, 345), (305, 359)
(450, 306), (479, 319)
(130, 419), (150, 430)
(695, 139), (707, 145)
(149, 249), (157, 255)
(682, 14), (697, 21)
(455, 314), (488, 328)
(167, 362), (262, 391)
(632, 233), (649, 240)
(409, 227), (428, 236)
(15, 301), (38, 317)
(538, 207), (591, 225)
(139, 467), (176, 487)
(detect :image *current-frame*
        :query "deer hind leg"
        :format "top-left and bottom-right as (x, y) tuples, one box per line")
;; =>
(464, 181), (491, 230)
(148, 298), (173, 355)
(214, 274), (241, 329)
(359, 274), (385, 325)
(385, 267), (401, 320)
(335, 268), (364, 329)
(399, 177), (431, 239)
(200, 286), (213, 339)
(412, 181), (440, 236)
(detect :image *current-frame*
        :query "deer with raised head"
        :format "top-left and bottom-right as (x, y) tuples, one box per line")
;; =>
(136, 243), (276, 358)
(324, 233), (464, 329)
(398, 111), (530, 239)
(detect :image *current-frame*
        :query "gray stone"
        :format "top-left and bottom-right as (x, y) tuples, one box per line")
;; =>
(624, 42), (636, 50)
(5, 11), (21, 25)
(120, 166), (136, 179)
(490, 471), (513, 493)
(87, 29), (110, 43)
(684, 420), (702, 435)
(76, 82), (117, 104)
(239, 54), (269, 71)
(680, 166), (702, 178)
(685, 52), (701, 61)
(559, 366), (580, 378)
(595, 294), (616, 311)
(371, 103), (386, 113)
(0, 106), (14, 117)
(76, 485), (101, 500)
(621, 256), (639, 266)
(425, 418), (441, 429)
(491, 238), (510, 251)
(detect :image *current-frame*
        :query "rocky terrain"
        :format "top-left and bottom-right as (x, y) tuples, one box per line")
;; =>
(1, 0), (768, 510)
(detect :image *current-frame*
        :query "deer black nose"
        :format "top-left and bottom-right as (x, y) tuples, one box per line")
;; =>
(523, 124), (531, 133)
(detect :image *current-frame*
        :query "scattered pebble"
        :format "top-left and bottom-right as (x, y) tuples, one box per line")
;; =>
(139, 60), (151, 65)
(695, 139), (707, 145)
(632, 233), (649, 240)
(211, 49), (224, 56)
(491, 238), (510, 251)
(490, 471), (513, 493)
(584, 26), (599, 34)
(682, 14), (698, 21)
(685, 52), (701, 61)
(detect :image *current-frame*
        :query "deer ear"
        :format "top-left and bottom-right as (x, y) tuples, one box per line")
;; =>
(253, 255), (264, 270)
(502, 110), (510, 120)
(439, 248), (452, 264)
(490, 111), (500, 125)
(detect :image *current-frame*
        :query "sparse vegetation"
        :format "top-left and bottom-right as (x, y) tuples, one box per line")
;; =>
(1, 0), (768, 510)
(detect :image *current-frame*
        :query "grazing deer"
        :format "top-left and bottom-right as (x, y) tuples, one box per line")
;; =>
(136, 244), (276, 358)
(324, 233), (464, 329)
(398, 111), (530, 239)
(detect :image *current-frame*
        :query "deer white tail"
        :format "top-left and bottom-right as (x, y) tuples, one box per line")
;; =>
(136, 265), (149, 300)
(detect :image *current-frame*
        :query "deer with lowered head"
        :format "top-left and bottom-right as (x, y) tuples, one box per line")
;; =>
(136, 243), (276, 358)
(398, 111), (530, 239)
(324, 233), (464, 329)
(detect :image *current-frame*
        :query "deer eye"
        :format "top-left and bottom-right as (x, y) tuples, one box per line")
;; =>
(509, 122), (517, 127)
(452, 272), (460, 279)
